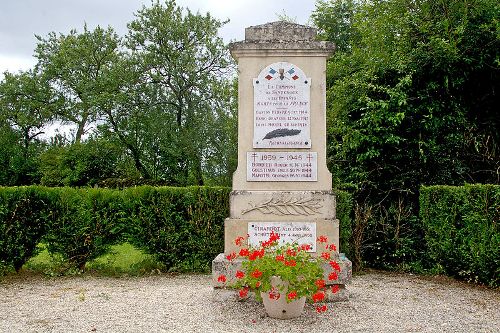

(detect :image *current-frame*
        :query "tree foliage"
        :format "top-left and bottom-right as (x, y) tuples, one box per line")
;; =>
(34, 24), (122, 143)
(313, 0), (499, 269)
(0, 0), (237, 187)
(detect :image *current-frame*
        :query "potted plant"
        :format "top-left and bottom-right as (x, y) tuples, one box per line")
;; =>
(217, 232), (341, 319)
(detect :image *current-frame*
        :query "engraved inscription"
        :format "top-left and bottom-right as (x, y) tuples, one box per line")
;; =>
(247, 152), (318, 182)
(248, 222), (317, 252)
(253, 62), (311, 148)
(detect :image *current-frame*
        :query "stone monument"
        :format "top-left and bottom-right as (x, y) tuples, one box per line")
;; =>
(212, 21), (352, 301)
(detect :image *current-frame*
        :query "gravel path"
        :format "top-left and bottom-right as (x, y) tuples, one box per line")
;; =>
(0, 271), (498, 333)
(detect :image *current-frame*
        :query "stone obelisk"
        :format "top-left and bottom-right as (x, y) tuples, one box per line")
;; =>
(213, 21), (352, 301)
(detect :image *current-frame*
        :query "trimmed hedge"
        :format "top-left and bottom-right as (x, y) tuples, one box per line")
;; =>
(45, 188), (126, 270)
(420, 184), (499, 287)
(124, 186), (230, 271)
(0, 186), (55, 271)
(0, 186), (353, 274)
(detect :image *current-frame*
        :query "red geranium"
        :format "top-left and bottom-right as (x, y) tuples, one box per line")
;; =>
(331, 285), (340, 294)
(312, 291), (325, 303)
(328, 271), (338, 281)
(316, 305), (327, 313)
(239, 248), (249, 257)
(299, 244), (312, 251)
(269, 231), (280, 242)
(326, 243), (337, 251)
(251, 269), (263, 278)
(217, 275), (227, 283)
(329, 260), (341, 271)
(284, 260), (297, 267)
(317, 235), (328, 243)
(287, 291), (298, 300)
(275, 254), (285, 262)
(226, 252), (236, 261)
(239, 287), (249, 298)
(234, 236), (245, 246)
(321, 252), (331, 260)
(315, 279), (326, 289)
(235, 270), (245, 279)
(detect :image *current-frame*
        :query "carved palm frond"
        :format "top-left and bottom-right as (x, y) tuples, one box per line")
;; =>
(241, 196), (323, 216)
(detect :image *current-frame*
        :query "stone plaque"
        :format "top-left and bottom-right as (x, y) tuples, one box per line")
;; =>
(253, 62), (311, 148)
(247, 152), (317, 182)
(248, 222), (317, 252)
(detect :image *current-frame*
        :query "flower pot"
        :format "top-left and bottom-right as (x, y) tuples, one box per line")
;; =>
(260, 276), (306, 319)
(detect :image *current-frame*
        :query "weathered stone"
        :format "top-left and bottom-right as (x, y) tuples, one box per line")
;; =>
(230, 190), (336, 220)
(212, 20), (351, 304)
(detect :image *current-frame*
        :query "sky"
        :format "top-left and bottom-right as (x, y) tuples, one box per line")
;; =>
(0, 0), (318, 76)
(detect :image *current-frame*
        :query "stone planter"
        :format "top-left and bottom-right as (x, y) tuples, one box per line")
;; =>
(260, 276), (306, 319)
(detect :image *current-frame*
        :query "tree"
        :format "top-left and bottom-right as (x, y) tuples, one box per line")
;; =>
(312, 0), (499, 269)
(35, 25), (122, 143)
(0, 70), (57, 184)
(119, 0), (234, 184)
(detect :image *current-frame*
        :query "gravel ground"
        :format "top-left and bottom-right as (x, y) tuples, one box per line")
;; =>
(0, 271), (498, 333)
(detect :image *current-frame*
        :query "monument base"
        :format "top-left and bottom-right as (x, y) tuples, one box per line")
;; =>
(212, 253), (352, 302)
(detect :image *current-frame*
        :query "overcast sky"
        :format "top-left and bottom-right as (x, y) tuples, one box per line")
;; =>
(0, 0), (317, 76)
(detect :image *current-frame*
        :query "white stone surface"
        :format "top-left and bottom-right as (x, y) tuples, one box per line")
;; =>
(248, 221), (317, 251)
(253, 62), (311, 148)
(246, 152), (317, 182)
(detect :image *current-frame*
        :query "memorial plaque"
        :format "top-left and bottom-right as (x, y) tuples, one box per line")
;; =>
(247, 152), (317, 182)
(248, 222), (317, 252)
(253, 62), (311, 148)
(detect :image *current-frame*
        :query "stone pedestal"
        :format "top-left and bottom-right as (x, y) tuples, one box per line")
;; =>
(212, 21), (352, 302)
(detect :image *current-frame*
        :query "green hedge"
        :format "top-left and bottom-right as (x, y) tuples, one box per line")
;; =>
(420, 184), (499, 287)
(0, 186), (352, 274)
(0, 186), (55, 272)
(124, 186), (231, 271)
(335, 190), (353, 260)
(45, 188), (126, 270)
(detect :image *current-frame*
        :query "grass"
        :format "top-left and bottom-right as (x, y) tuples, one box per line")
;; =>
(23, 243), (165, 277)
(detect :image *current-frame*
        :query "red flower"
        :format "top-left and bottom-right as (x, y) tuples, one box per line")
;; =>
(239, 248), (249, 257)
(315, 279), (326, 289)
(300, 244), (312, 251)
(235, 270), (245, 279)
(251, 269), (263, 278)
(321, 252), (331, 260)
(327, 243), (337, 251)
(331, 285), (340, 294)
(312, 291), (325, 303)
(255, 281), (261, 288)
(261, 240), (271, 248)
(269, 231), (280, 242)
(287, 291), (298, 300)
(329, 260), (341, 272)
(317, 235), (328, 243)
(285, 260), (297, 267)
(249, 249), (263, 261)
(275, 254), (285, 262)
(239, 287), (249, 298)
(316, 305), (327, 313)
(234, 236), (245, 246)
(217, 275), (227, 283)
(225, 252), (236, 261)
(328, 271), (338, 281)
(286, 248), (297, 257)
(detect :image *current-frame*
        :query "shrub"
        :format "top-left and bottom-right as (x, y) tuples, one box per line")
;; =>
(0, 186), (54, 272)
(420, 184), (499, 287)
(44, 188), (126, 270)
(124, 186), (230, 272)
(335, 190), (353, 260)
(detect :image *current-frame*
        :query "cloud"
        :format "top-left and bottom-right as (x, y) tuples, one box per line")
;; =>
(0, 0), (317, 75)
